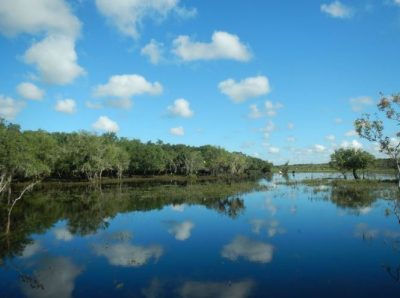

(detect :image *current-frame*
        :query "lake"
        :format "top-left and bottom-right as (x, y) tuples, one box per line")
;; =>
(1, 175), (399, 297)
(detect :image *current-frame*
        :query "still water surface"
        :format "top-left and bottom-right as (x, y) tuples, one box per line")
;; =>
(0, 175), (399, 297)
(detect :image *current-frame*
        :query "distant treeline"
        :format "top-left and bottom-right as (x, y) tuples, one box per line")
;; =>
(278, 158), (396, 173)
(0, 120), (272, 182)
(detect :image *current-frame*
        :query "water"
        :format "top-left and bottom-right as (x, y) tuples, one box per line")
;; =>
(0, 177), (399, 297)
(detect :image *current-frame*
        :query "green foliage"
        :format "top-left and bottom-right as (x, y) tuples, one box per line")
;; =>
(0, 119), (272, 185)
(329, 148), (375, 179)
(355, 93), (400, 185)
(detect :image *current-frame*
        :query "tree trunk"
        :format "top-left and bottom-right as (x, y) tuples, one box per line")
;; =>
(353, 168), (359, 180)
(5, 180), (39, 234)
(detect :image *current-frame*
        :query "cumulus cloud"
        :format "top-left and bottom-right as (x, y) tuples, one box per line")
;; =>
(314, 144), (326, 153)
(325, 134), (336, 142)
(248, 104), (262, 119)
(170, 204), (185, 212)
(221, 235), (274, 264)
(166, 220), (195, 241)
(94, 242), (163, 267)
(167, 98), (194, 118)
(86, 101), (103, 109)
(350, 96), (374, 112)
(95, 0), (195, 39)
(341, 139), (363, 150)
(249, 219), (285, 237)
(321, 1), (352, 18)
(0, 0), (80, 38)
(92, 116), (119, 133)
(265, 100), (283, 117)
(170, 126), (184, 136)
(268, 147), (280, 154)
(20, 241), (42, 259)
(21, 257), (82, 298)
(179, 280), (254, 298)
(173, 31), (251, 62)
(261, 120), (276, 139)
(94, 74), (162, 109)
(55, 99), (76, 114)
(24, 35), (85, 85)
(141, 39), (164, 64)
(0, 95), (25, 120)
(54, 227), (73, 241)
(16, 82), (44, 100)
(219, 76), (270, 102)
(0, 0), (85, 85)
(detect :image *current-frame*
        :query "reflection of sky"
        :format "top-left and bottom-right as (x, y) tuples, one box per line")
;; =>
(20, 257), (82, 298)
(179, 280), (254, 298)
(93, 239), (163, 267)
(2, 182), (400, 297)
(221, 235), (274, 263)
(165, 220), (195, 241)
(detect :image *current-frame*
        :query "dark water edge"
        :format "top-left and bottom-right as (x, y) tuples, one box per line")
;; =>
(1, 174), (400, 297)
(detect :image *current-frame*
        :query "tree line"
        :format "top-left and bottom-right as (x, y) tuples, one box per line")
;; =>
(0, 119), (272, 187)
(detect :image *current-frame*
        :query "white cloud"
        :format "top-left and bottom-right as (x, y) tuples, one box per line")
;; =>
(24, 35), (85, 85)
(395, 0), (400, 6)
(268, 147), (280, 154)
(94, 242), (163, 267)
(92, 116), (119, 133)
(287, 136), (296, 142)
(94, 74), (162, 109)
(341, 139), (363, 150)
(54, 227), (73, 241)
(0, 0), (84, 85)
(95, 0), (194, 39)
(106, 97), (133, 109)
(171, 204), (185, 212)
(21, 257), (82, 298)
(249, 219), (285, 238)
(55, 99), (76, 114)
(314, 144), (326, 153)
(345, 130), (358, 137)
(265, 100), (283, 117)
(221, 235), (274, 264)
(219, 76), (270, 102)
(261, 120), (276, 139)
(248, 104), (262, 119)
(0, 0), (80, 38)
(0, 95), (25, 120)
(16, 82), (45, 100)
(170, 126), (184, 136)
(173, 31), (251, 62)
(86, 101), (103, 109)
(321, 1), (352, 18)
(167, 98), (193, 118)
(179, 280), (254, 298)
(287, 122), (295, 130)
(350, 96), (374, 112)
(20, 241), (42, 259)
(325, 134), (336, 142)
(166, 220), (195, 241)
(141, 39), (163, 64)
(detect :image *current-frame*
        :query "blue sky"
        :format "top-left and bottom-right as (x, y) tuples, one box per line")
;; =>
(1, 0), (400, 164)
